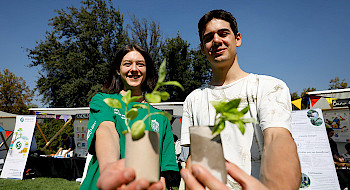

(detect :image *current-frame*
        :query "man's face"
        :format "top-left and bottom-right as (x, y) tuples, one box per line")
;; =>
(201, 19), (241, 67)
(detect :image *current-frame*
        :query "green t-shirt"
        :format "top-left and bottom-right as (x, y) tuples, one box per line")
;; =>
(80, 93), (178, 190)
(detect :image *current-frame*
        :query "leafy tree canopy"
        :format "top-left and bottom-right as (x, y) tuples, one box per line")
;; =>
(27, 0), (128, 107)
(329, 77), (348, 90)
(0, 69), (34, 114)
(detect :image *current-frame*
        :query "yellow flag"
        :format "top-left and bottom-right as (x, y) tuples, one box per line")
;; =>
(292, 98), (302, 110)
(326, 98), (337, 109)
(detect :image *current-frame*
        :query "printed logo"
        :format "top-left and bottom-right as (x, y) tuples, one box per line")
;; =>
(151, 119), (159, 133)
(16, 141), (22, 150)
(20, 117), (24, 122)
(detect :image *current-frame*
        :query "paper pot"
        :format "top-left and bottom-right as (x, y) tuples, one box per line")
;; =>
(190, 126), (227, 183)
(125, 130), (159, 182)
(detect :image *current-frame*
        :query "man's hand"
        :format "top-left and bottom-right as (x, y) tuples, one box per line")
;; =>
(97, 159), (163, 190)
(180, 161), (269, 190)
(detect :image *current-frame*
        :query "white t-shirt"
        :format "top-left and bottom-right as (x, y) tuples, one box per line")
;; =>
(181, 73), (292, 178)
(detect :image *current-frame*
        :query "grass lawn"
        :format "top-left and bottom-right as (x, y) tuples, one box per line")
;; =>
(0, 177), (81, 190)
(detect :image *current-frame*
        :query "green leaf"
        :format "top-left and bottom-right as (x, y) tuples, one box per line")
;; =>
(121, 90), (131, 103)
(212, 119), (225, 136)
(159, 91), (170, 101)
(132, 104), (148, 109)
(223, 112), (244, 123)
(145, 92), (161, 103)
(126, 108), (139, 120)
(154, 111), (172, 121)
(224, 99), (241, 112)
(131, 120), (146, 140)
(161, 81), (185, 91)
(127, 96), (143, 104)
(104, 98), (122, 108)
(157, 59), (167, 84)
(242, 118), (258, 124)
(236, 121), (245, 135)
(210, 101), (226, 113)
(240, 105), (250, 115)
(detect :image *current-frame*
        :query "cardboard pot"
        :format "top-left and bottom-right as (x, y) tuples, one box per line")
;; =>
(190, 126), (227, 183)
(125, 130), (159, 182)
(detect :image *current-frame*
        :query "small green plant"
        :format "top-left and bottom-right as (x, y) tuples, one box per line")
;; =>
(104, 59), (184, 139)
(210, 99), (257, 136)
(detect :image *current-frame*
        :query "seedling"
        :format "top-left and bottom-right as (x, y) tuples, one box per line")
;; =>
(104, 59), (184, 139)
(210, 99), (257, 136)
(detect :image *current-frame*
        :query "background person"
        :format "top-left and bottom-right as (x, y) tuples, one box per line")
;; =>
(327, 128), (345, 162)
(55, 133), (75, 157)
(80, 44), (178, 190)
(180, 9), (301, 189)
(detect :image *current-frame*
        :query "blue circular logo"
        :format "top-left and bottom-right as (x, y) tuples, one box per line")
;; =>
(16, 141), (22, 150)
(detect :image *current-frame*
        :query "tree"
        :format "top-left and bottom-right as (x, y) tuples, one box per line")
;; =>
(27, 0), (128, 107)
(329, 77), (348, 90)
(0, 69), (34, 114)
(161, 35), (211, 101)
(127, 14), (163, 65)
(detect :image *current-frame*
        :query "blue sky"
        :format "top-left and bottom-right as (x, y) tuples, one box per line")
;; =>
(1, 0), (349, 107)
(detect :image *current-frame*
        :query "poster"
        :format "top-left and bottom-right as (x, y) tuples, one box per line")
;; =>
(291, 109), (340, 190)
(323, 109), (350, 142)
(74, 114), (88, 157)
(0, 115), (36, 179)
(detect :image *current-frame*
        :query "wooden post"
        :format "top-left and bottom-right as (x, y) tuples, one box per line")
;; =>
(35, 122), (52, 151)
(42, 118), (72, 151)
(0, 132), (9, 150)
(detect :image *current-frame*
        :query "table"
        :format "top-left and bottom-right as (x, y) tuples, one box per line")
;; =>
(24, 156), (86, 181)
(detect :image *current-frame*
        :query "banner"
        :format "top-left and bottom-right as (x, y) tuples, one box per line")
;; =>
(291, 109), (340, 190)
(1, 116), (36, 179)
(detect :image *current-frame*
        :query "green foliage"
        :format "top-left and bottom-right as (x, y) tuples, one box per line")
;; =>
(27, 0), (212, 107)
(127, 14), (163, 65)
(329, 77), (348, 90)
(34, 119), (74, 154)
(160, 35), (211, 102)
(210, 99), (257, 136)
(27, 0), (128, 107)
(0, 69), (34, 114)
(104, 59), (183, 139)
(0, 178), (80, 190)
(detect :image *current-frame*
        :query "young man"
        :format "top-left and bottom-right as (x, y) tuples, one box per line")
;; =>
(55, 133), (75, 157)
(180, 10), (301, 189)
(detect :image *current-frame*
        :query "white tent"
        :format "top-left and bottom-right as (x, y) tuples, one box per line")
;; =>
(307, 88), (350, 110)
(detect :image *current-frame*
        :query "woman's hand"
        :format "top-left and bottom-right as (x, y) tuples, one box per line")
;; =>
(97, 159), (163, 190)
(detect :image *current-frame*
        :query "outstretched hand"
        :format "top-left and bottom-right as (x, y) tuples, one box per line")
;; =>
(97, 159), (163, 190)
(180, 161), (269, 190)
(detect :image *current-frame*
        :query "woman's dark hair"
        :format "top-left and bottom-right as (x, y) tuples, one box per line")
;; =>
(198, 9), (239, 44)
(102, 44), (157, 93)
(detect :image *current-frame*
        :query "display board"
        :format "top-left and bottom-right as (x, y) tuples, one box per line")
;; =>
(291, 109), (340, 190)
(1, 116), (36, 179)
(74, 114), (88, 157)
(323, 109), (350, 142)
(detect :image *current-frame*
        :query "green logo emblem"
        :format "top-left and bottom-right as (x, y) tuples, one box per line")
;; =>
(20, 117), (24, 122)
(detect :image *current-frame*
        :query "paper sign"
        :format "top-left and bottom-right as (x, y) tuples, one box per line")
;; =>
(1, 116), (36, 179)
(291, 109), (340, 190)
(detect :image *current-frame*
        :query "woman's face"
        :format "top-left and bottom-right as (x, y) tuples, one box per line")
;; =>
(118, 50), (147, 92)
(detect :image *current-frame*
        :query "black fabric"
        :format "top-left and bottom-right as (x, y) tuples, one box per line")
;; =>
(24, 156), (86, 181)
(161, 170), (181, 189)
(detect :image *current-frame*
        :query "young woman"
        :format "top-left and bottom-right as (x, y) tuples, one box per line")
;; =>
(80, 45), (178, 190)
